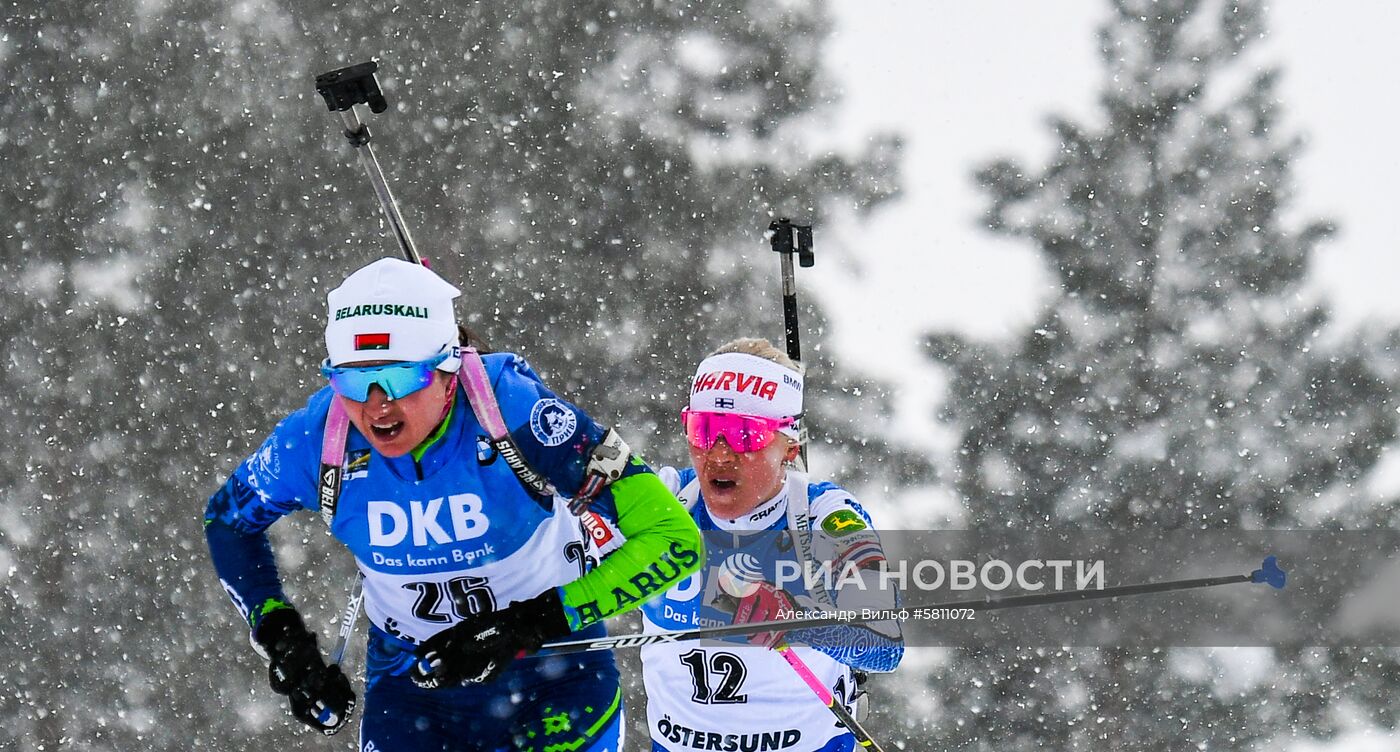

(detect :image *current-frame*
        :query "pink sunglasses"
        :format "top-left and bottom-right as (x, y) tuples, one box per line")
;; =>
(681, 409), (796, 453)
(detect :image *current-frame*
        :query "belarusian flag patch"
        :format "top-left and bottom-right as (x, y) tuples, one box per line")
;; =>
(354, 332), (391, 350)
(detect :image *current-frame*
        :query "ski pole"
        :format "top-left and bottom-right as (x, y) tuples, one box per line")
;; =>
(712, 560), (889, 750)
(768, 218), (814, 471)
(773, 642), (885, 752)
(534, 556), (1288, 656)
(329, 573), (365, 666)
(315, 61), (422, 265)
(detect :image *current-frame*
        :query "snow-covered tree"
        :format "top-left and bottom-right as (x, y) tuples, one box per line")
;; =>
(896, 0), (1400, 749)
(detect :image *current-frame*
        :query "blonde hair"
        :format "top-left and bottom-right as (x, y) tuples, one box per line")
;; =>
(708, 337), (800, 373)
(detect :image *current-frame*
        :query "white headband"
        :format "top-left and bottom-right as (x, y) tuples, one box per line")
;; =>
(689, 352), (803, 435)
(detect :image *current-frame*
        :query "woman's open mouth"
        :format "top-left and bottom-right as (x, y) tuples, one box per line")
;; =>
(371, 420), (404, 439)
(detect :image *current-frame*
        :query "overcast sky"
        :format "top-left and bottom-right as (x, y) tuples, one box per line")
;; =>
(812, 1), (1400, 449)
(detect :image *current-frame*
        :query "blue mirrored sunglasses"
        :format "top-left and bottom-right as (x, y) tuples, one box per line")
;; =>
(320, 350), (453, 402)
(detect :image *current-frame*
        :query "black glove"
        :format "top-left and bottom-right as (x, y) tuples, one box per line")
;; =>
(411, 589), (571, 688)
(254, 608), (356, 736)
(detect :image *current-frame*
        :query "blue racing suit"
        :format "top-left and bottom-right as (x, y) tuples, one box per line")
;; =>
(205, 353), (702, 751)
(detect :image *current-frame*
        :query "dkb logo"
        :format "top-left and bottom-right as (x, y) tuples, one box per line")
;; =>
(368, 494), (491, 547)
